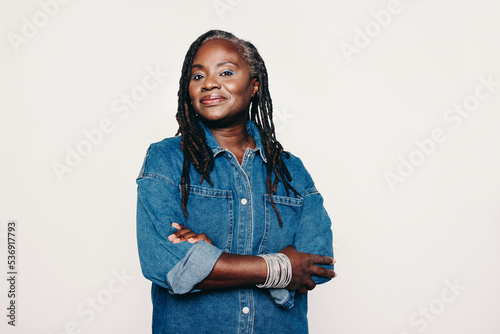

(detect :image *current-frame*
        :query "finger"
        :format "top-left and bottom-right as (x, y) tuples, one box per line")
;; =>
(187, 235), (205, 244)
(168, 224), (192, 242)
(311, 265), (336, 279)
(175, 228), (196, 238)
(305, 280), (316, 291)
(188, 233), (213, 245)
(173, 231), (199, 243)
(186, 233), (205, 243)
(167, 223), (183, 240)
(170, 227), (201, 243)
(312, 255), (335, 266)
(171, 222), (183, 230)
(187, 237), (200, 244)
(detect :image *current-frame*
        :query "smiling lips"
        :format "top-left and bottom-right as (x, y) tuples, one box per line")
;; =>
(200, 94), (227, 105)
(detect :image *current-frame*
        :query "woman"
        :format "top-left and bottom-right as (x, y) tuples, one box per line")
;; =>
(137, 30), (336, 334)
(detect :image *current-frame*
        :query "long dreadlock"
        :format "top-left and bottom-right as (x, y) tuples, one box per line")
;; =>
(175, 30), (299, 227)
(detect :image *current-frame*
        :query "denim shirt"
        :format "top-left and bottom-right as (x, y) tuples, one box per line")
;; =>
(136, 121), (333, 334)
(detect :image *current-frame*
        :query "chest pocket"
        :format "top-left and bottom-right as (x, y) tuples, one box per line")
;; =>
(259, 194), (304, 253)
(184, 185), (234, 252)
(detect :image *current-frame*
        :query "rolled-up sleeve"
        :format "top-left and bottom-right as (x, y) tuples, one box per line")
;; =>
(136, 146), (224, 294)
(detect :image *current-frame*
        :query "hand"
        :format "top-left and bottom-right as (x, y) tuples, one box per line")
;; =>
(167, 223), (213, 245)
(279, 245), (336, 294)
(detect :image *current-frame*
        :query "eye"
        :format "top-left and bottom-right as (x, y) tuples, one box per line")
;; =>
(220, 70), (235, 76)
(191, 73), (203, 80)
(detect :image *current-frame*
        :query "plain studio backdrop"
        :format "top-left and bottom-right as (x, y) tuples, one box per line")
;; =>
(1, 0), (500, 333)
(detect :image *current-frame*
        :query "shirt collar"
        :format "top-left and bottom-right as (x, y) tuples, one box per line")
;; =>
(198, 120), (268, 163)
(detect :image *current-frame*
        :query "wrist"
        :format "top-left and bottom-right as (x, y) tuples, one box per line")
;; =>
(255, 253), (292, 289)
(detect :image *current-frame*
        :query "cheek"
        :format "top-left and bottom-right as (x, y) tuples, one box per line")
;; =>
(227, 81), (252, 98)
(187, 84), (202, 114)
(188, 83), (196, 101)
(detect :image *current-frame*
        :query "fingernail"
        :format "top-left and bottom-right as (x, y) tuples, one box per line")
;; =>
(167, 234), (175, 241)
(187, 238), (195, 243)
(173, 238), (181, 243)
(172, 223), (180, 229)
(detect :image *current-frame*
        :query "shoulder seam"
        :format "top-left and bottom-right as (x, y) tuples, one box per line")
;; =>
(305, 187), (318, 196)
(138, 172), (176, 186)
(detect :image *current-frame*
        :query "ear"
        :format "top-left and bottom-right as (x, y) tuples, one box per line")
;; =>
(251, 78), (259, 97)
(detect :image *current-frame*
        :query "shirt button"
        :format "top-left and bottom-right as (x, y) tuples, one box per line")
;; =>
(240, 198), (248, 205)
(242, 307), (250, 314)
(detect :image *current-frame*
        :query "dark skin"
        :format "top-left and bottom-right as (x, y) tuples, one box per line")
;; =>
(168, 39), (337, 294)
(168, 223), (336, 294)
(189, 39), (259, 164)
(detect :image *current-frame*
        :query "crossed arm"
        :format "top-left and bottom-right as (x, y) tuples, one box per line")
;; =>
(168, 223), (337, 294)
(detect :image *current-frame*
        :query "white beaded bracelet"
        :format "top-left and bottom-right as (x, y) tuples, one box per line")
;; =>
(255, 253), (292, 289)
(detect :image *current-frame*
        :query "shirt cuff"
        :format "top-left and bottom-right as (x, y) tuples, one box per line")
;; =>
(269, 288), (295, 309)
(166, 241), (224, 294)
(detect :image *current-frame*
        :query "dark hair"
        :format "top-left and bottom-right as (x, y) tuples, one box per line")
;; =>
(175, 30), (299, 227)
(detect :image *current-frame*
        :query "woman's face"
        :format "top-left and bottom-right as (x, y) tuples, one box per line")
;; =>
(189, 39), (258, 128)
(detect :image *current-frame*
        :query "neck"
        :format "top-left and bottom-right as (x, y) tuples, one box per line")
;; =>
(207, 119), (255, 152)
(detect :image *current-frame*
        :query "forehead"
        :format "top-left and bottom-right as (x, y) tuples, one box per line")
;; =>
(192, 39), (247, 67)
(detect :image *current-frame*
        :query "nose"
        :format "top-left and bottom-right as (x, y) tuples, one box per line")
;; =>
(201, 73), (221, 91)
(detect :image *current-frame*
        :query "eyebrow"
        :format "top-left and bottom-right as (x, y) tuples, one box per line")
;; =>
(191, 61), (240, 69)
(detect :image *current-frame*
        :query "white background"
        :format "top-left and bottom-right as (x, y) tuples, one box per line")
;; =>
(1, 0), (500, 333)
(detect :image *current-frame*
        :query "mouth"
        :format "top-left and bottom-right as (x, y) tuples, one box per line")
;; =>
(200, 94), (227, 105)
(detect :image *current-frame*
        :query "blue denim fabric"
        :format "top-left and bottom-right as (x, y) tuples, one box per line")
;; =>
(136, 121), (333, 334)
